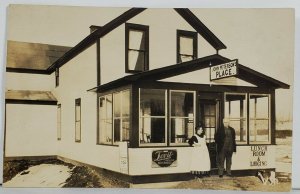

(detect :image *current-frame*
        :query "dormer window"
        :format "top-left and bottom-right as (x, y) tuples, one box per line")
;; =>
(125, 23), (149, 73)
(177, 30), (198, 63)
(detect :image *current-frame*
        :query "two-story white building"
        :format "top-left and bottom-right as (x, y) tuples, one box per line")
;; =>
(4, 8), (290, 184)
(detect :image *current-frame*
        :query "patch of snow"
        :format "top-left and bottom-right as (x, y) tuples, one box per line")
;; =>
(4, 164), (72, 188)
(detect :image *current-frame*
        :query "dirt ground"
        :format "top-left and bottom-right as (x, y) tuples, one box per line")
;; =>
(3, 159), (128, 188)
(175, 175), (291, 192)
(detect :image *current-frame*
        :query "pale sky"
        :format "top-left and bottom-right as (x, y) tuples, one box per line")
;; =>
(7, 5), (294, 120)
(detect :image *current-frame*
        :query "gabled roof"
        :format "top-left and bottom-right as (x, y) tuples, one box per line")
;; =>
(6, 41), (71, 74)
(89, 54), (289, 92)
(47, 8), (226, 73)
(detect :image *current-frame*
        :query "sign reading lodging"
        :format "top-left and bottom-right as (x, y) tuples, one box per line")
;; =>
(210, 59), (238, 80)
(250, 145), (268, 167)
(152, 150), (177, 168)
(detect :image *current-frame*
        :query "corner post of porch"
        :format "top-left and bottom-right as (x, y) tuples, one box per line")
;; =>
(131, 85), (139, 148)
(270, 89), (276, 145)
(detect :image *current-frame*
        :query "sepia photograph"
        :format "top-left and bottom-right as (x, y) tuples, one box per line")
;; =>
(2, 5), (294, 191)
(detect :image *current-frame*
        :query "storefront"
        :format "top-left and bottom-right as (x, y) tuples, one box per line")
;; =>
(88, 54), (289, 179)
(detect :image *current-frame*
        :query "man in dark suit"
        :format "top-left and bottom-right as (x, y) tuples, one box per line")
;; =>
(215, 118), (237, 178)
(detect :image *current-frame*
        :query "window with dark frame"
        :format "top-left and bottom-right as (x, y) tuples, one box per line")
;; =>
(249, 94), (270, 143)
(170, 91), (195, 144)
(98, 90), (131, 145)
(75, 98), (81, 142)
(55, 68), (59, 87)
(125, 23), (149, 73)
(99, 95), (113, 144)
(177, 30), (198, 63)
(225, 93), (247, 144)
(139, 89), (167, 145)
(57, 104), (61, 140)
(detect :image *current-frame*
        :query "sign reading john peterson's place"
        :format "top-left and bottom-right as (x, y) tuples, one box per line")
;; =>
(210, 59), (238, 80)
(152, 150), (177, 168)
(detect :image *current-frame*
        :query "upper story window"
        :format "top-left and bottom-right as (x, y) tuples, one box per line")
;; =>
(125, 23), (149, 73)
(177, 30), (198, 63)
(55, 68), (59, 87)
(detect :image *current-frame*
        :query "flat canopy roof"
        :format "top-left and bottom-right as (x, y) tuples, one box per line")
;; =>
(89, 54), (289, 93)
(6, 90), (57, 102)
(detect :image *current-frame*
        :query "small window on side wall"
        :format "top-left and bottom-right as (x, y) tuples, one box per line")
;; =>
(57, 104), (61, 140)
(177, 30), (198, 63)
(125, 23), (149, 73)
(75, 98), (81, 142)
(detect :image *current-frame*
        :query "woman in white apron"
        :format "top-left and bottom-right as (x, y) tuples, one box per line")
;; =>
(188, 125), (211, 178)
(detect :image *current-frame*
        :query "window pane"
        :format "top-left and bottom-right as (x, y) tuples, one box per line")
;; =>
(171, 92), (194, 117)
(249, 94), (270, 143)
(122, 117), (130, 141)
(99, 95), (113, 144)
(128, 50), (145, 71)
(106, 95), (112, 119)
(210, 128), (215, 142)
(140, 117), (165, 144)
(99, 120), (113, 143)
(225, 94), (247, 143)
(180, 36), (193, 55)
(229, 119), (247, 143)
(99, 120), (105, 143)
(129, 30), (145, 50)
(99, 97), (106, 119)
(250, 119), (269, 142)
(225, 94), (246, 118)
(204, 116), (215, 128)
(122, 90), (130, 117)
(140, 89), (165, 117)
(170, 118), (194, 143)
(250, 95), (269, 118)
(106, 120), (113, 143)
(114, 119), (121, 142)
(75, 105), (81, 121)
(75, 121), (81, 141)
(114, 92), (121, 117)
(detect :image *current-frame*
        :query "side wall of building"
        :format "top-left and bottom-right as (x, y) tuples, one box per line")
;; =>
(53, 44), (122, 172)
(5, 104), (57, 157)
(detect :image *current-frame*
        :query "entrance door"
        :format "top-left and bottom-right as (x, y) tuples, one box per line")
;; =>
(199, 98), (220, 169)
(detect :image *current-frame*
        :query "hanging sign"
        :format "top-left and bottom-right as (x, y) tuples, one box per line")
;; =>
(152, 150), (177, 168)
(210, 59), (238, 81)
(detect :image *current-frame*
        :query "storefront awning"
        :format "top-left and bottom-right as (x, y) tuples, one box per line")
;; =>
(88, 54), (289, 93)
